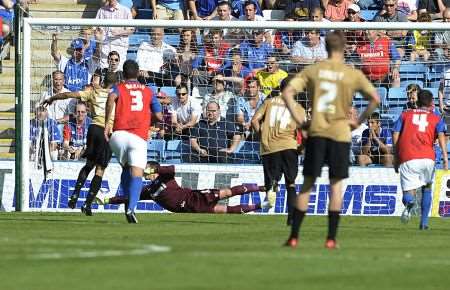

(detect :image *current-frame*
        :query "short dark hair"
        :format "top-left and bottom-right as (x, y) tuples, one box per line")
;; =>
(103, 72), (118, 88)
(369, 111), (381, 121)
(145, 161), (160, 174)
(325, 31), (346, 55)
(123, 59), (139, 79)
(246, 77), (259, 86)
(418, 89), (434, 107)
(108, 50), (120, 60)
(176, 83), (188, 92)
(279, 75), (294, 92)
(217, 0), (231, 9)
(243, 0), (256, 9)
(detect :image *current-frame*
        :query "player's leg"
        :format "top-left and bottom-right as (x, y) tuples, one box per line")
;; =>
(221, 203), (262, 213)
(262, 152), (282, 207)
(326, 177), (344, 249)
(218, 184), (262, 199)
(281, 149), (299, 226)
(68, 159), (95, 209)
(399, 160), (425, 224)
(81, 166), (105, 216)
(419, 159), (435, 230)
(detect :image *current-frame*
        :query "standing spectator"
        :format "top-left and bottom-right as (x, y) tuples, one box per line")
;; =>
(239, 1), (271, 41)
(152, 0), (185, 20)
(236, 77), (265, 138)
(0, 0), (13, 38)
(231, 0), (262, 18)
(239, 30), (273, 70)
(418, 0), (449, 19)
(358, 112), (394, 167)
(356, 30), (401, 88)
(51, 36), (95, 92)
(92, 50), (124, 86)
(62, 102), (92, 160)
(290, 29), (327, 64)
(284, 0), (320, 20)
(410, 12), (432, 62)
(189, 101), (242, 163)
(204, 76), (237, 120)
(177, 29), (199, 78)
(373, 0), (408, 58)
(205, 1), (239, 44)
(188, 0), (219, 20)
(95, 0), (134, 69)
(131, 0), (153, 19)
(170, 83), (203, 137)
(323, 0), (351, 22)
(254, 55), (288, 97)
(79, 27), (98, 61)
(30, 106), (62, 162)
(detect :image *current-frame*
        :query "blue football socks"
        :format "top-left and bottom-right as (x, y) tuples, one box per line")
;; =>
(128, 176), (143, 212)
(402, 192), (415, 208)
(420, 188), (432, 228)
(120, 168), (131, 196)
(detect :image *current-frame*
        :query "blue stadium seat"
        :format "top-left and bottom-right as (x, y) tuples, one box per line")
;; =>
(163, 34), (180, 46)
(360, 10), (378, 21)
(233, 141), (260, 164)
(354, 87), (387, 107)
(128, 33), (150, 47)
(147, 139), (166, 161)
(160, 86), (176, 98)
(400, 80), (424, 88)
(399, 62), (427, 74)
(431, 63), (450, 73)
(425, 71), (442, 87)
(165, 140), (182, 163)
(237, 141), (260, 153)
(387, 87), (407, 107)
(423, 87), (439, 99)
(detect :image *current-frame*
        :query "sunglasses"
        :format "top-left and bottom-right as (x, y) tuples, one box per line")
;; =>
(348, 10), (357, 14)
(176, 92), (188, 96)
(77, 111), (87, 114)
(109, 58), (119, 62)
(384, 4), (396, 7)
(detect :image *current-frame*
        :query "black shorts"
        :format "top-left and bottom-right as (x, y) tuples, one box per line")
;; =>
(443, 110), (450, 136)
(261, 149), (298, 188)
(303, 137), (350, 179)
(82, 124), (112, 168)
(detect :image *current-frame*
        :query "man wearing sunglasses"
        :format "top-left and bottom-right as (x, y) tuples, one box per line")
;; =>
(93, 50), (124, 86)
(169, 83), (202, 137)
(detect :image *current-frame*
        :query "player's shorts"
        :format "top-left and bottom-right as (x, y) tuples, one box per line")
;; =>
(109, 130), (147, 169)
(303, 137), (351, 179)
(399, 158), (435, 192)
(82, 124), (112, 168)
(187, 189), (221, 213)
(261, 149), (298, 188)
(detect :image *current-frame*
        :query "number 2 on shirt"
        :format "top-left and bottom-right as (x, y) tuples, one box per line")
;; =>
(317, 81), (337, 114)
(130, 90), (143, 111)
(412, 114), (429, 132)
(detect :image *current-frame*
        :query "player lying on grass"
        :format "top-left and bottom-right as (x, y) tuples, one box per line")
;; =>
(97, 161), (270, 213)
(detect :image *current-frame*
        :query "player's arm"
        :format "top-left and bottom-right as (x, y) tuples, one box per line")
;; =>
(251, 100), (267, 133)
(42, 91), (82, 106)
(283, 72), (307, 126)
(391, 115), (403, 172)
(438, 132), (448, 170)
(104, 90), (118, 140)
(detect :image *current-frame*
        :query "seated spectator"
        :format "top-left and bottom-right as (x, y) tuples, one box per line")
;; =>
(219, 50), (251, 94)
(40, 71), (75, 133)
(273, 13), (303, 56)
(188, 0), (218, 20)
(238, 1), (271, 41)
(131, 0), (152, 19)
(177, 29), (199, 78)
(409, 12), (432, 62)
(418, 0), (449, 19)
(439, 68), (450, 117)
(433, 8), (450, 60)
(358, 0), (383, 10)
(192, 29), (231, 91)
(358, 112), (394, 167)
(61, 102), (92, 160)
(30, 105), (62, 162)
(92, 50), (124, 86)
(204, 76), (237, 120)
(239, 30), (273, 70)
(0, 0), (11, 39)
(356, 30), (401, 88)
(51, 36), (96, 92)
(290, 29), (327, 64)
(284, 0), (320, 21)
(153, 0), (184, 20)
(136, 28), (180, 87)
(397, 0), (418, 21)
(169, 83), (202, 137)
(373, 0), (408, 58)
(310, 6), (329, 22)
(95, 0), (134, 69)
(205, 1), (240, 45)
(323, 0), (351, 22)
(236, 77), (265, 139)
(404, 83), (420, 110)
(350, 107), (369, 164)
(344, 4), (365, 60)
(231, 0), (262, 18)
(188, 101), (242, 163)
(253, 55), (288, 97)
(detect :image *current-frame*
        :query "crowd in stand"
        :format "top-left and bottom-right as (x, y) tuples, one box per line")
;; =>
(26, 0), (450, 166)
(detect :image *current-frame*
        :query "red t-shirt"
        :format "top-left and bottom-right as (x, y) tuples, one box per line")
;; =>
(357, 37), (391, 81)
(393, 108), (446, 164)
(113, 81), (153, 141)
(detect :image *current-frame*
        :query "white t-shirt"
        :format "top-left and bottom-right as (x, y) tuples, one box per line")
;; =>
(40, 88), (75, 121)
(136, 41), (177, 73)
(442, 69), (450, 106)
(291, 38), (328, 61)
(169, 97), (202, 125)
(397, 0), (417, 16)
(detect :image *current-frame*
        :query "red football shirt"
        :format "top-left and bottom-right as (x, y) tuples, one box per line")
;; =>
(393, 108), (446, 164)
(113, 81), (153, 140)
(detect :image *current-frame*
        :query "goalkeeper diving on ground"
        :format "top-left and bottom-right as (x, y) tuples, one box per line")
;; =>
(96, 161), (271, 214)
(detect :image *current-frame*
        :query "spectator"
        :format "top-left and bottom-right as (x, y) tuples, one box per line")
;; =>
(79, 27), (98, 61)
(62, 102), (92, 160)
(136, 28), (179, 86)
(95, 0), (134, 69)
(152, 0), (184, 20)
(92, 50), (124, 86)
(409, 12), (432, 62)
(290, 29), (327, 64)
(205, 1), (240, 44)
(418, 0), (449, 19)
(170, 83), (202, 137)
(30, 106), (62, 162)
(310, 6), (329, 22)
(404, 84), (420, 110)
(397, 0), (418, 21)
(220, 49), (251, 94)
(358, 112), (394, 167)
(273, 13), (303, 56)
(350, 107), (369, 164)
(204, 75), (237, 120)
(373, 0), (408, 58)
(177, 29), (199, 78)
(0, 0), (13, 39)
(356, 30), (401, 88)
(284, 0), (320, 21)
(439, 68), (450, 119)
(131, 0), (153, 19)
(433, 8), (450, 60)
(239, 1), (271, 41)
(254, 55), (288, 97)
(231, 0), (262, 18)
(51, 36), (95, 92)
(323, 0), (351, 22)
(189, 101), (242, 163)
(40, 71), (75, 132)
(188, 0), (219, 20)
(239, 30), (273, 70)
(344, 4), (365, 56)
(236, 77), (265, 139)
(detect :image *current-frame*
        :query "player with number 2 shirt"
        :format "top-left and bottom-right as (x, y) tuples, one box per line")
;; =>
(104, 60), (163, 223)
(282, 31), (380, 249)
(392, 89), (448, 230)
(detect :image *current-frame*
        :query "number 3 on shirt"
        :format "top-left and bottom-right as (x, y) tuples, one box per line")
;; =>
(130, 90), (144, 111)
(412, 114), (429, 132)
(317, 81), (337, 114)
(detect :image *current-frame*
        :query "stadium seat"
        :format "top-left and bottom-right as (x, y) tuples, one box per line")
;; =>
(431, 63), (450, 73)
(163, 33), (180, 46)
(233, 141), (260, 164)
(160, 86), (176, 98)
(262, 10), (285, 20)
(129, 33), (150, 47)
(386, 106), (404, 118)
(354, 87), (387, 107)
(387, 87), (407, 107)
(165, 140), (182, 163)
(400, 80), (424, 88)
(237, 141), (260, 153)
(147, 139), (166, 161)
(399, 62), (427, 74)
(425, 71), (442, 87)
(423, 87), (439, 99)
(360, 10), (378, 21)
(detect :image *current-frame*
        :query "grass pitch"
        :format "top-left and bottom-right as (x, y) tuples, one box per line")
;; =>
(0, 213), (449, 290)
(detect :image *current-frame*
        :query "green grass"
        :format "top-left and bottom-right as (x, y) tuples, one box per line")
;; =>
(0, 213), (449, 290)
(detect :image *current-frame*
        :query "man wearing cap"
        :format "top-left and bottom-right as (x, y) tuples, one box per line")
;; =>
(344, 4), (365, 54)
(51, 35), (96, 92)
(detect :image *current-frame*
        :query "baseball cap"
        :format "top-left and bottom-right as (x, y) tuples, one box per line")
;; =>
(71, 38), (84, 50)
(348, 4), (360, 13)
